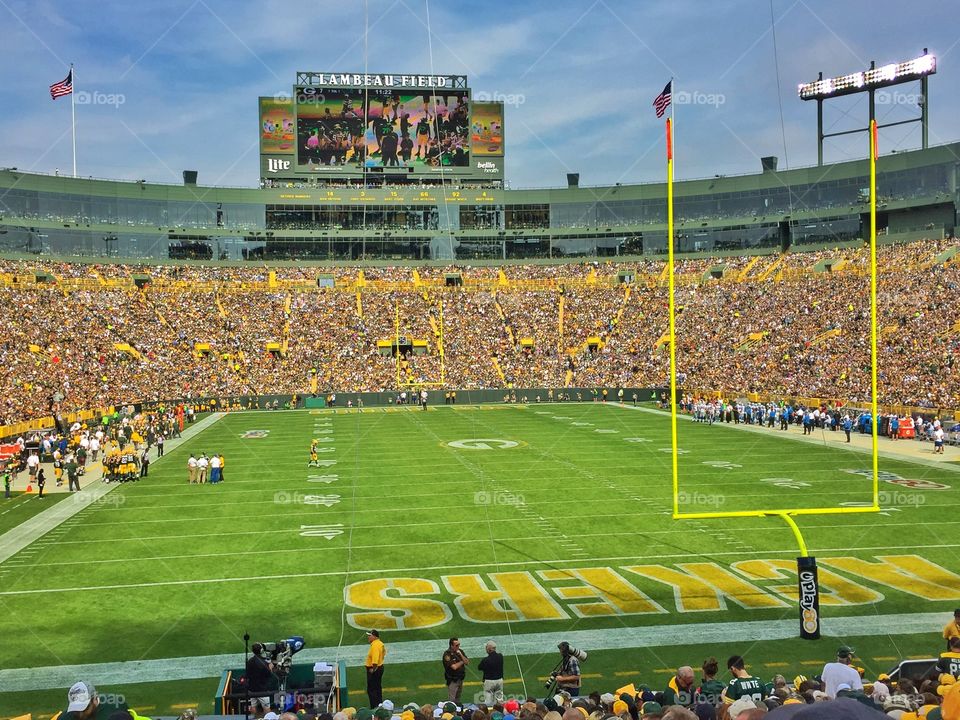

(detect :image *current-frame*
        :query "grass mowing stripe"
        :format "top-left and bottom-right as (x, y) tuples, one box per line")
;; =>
(4, 542), (960, 595)
(0, 404), (957, 675)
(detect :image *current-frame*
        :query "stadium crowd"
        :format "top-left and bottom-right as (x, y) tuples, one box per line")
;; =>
(1, 239), (959, 428)
(57, 639), (960, 720)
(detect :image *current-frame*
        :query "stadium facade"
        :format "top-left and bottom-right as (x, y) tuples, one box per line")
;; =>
(0, 142), (956, 263)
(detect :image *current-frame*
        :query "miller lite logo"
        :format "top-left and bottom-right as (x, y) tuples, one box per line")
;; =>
(266, 158), (290, 173)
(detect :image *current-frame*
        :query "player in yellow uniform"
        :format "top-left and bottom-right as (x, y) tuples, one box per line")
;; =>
(308, 440), (319, 467)
(104, 445), (121, 482)
(120, 443), (137, 482)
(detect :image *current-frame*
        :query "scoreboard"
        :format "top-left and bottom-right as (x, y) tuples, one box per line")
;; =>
(260, 72), (504, 182)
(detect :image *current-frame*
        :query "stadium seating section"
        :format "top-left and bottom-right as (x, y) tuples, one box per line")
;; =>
(1, 238), (959, 428)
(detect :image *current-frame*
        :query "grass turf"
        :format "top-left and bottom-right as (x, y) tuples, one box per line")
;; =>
(0, 492), (68, 536)
(1, 402), (958, 715)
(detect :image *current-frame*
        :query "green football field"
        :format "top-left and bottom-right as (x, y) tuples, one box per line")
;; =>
(1, 402), (959, 717)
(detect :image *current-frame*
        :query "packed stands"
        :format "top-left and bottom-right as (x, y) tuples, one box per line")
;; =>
(1, 238), (959, 427)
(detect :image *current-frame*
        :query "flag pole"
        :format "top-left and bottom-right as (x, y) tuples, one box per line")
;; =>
(666, 112), (679, 518)
(70, 63), (77, 178)
(670, 76), (675, 172)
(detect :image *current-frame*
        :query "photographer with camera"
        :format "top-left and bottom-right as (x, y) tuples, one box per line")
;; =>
(551, 642), (584, 697)
(245, 643), (274, 717)
(442, 637), (469, 704)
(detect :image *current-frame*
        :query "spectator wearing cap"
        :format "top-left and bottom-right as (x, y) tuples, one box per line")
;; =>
(725, 697), (758, 720)
(640, 701), (663, 719)
(663, 666), (696, 708)
(821, 646), (863, 699)
(943, 609), (960, 649)
(54, 681), (128, 720)
(365, 630), (386, 707)
(478, 641), (505, 705)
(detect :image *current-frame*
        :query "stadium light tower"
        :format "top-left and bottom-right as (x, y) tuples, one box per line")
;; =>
(799, 50), (936, 165)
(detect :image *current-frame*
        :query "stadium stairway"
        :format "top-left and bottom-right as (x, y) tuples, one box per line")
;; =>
(757, 254), (786, 281)
(735, 331), (768, 353)
(926, 245), (959, 268)
(809, 327), (842, 347)
(558, 290), (565, 351)
(214, 291), (227, 318)
(281, 292), (292, 354)
(737, 255), (762, 281)
(494, 296), (516, 345)
(142, 292), (171, 328)
(937, 319), (960, 338)
(113, 342), (143, 360)
(491, 355), (506, 384)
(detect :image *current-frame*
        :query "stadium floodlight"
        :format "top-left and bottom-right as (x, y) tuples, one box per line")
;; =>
(798, 49), (935, 165)
(798, 52), (936, 100)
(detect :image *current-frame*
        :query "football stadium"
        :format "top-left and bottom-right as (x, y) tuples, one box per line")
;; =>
(2, 3), (960, 720)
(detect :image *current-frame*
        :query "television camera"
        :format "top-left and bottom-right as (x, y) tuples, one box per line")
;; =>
(254, 636), (305, 692)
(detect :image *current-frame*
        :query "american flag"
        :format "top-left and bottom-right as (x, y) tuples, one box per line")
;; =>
(653, 80), (672, 118)
(49, 69), (73, 100)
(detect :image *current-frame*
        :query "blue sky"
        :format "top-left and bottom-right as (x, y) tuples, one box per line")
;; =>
(1, 0), (957, 188)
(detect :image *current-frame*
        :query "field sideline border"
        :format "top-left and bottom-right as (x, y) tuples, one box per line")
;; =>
(0, 413), (226, 566)
(0, 611), (943, 693)
(615, 402), (960, 474)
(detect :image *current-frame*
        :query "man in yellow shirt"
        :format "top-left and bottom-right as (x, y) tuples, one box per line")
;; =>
(944, 609), (960, 649)
(365, 630), (385, 707)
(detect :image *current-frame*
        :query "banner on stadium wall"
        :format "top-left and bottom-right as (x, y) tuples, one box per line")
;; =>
(797, 555), (821, 640)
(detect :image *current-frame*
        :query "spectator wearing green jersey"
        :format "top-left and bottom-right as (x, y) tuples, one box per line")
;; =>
(721, 655), (766, 707)
(697, 657), (725, 705)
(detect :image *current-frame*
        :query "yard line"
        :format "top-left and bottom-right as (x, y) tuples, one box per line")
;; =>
(0, 413), (225, 566)
(81, 484), (912, 515)
(2, 543), (959, 592)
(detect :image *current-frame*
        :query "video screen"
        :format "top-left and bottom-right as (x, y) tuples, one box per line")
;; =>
(259, 97), (295, 154)
(471, 101), (504, 156)
(295, 87), (471, 173)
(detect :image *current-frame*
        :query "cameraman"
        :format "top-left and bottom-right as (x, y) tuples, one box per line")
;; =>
(442, 637), (469, 704)
(246, 643), (274, 716)
(553, 642), (581, 697)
